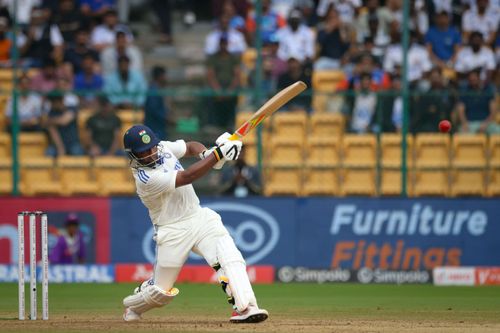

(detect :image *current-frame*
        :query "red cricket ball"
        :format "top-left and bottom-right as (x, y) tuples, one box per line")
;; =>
(439, 120), (451, 133)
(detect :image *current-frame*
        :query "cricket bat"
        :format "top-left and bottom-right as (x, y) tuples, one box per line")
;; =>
(229, 81), (307, 141)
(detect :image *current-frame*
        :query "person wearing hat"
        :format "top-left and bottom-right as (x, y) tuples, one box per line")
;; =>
(49, 213), (86, 264)
(275, 8), (315, 63)
(121, 125), (268, 324)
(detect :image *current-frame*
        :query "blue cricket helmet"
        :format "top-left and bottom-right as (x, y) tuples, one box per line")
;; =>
(123, 125), (160, 154)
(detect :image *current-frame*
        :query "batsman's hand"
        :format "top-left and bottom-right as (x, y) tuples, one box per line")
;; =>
(199, 146), (225, 169)
(215, 132), (232, 146)
(216, 140), (242, 161)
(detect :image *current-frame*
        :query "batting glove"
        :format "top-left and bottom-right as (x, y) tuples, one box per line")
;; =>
(199, 146), (226, 170)
(215, 132), (232, 146)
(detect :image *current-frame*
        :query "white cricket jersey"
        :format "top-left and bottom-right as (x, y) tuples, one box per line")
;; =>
(132, 140), (200, 226)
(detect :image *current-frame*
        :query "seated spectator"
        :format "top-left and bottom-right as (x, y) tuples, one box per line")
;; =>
(1, 0), (38, 26)
(409, 0), (429, 37)
(44, 93), (83, 157)
(456, 70), (498, 134)
(316, 0), (361, 23)
(206, 36), (241, 129)
(355, 13), (390, 61)
(374, 74), (402, 133)
(386, 0), (403, 25)
(19, 7), (64, 65)
(455, 31), (496, 84)
(277, 57), (312, 111)
(85, 96), (122, 156)
(49, 213), (86, 264)
(205, 13), (246, 55)
(250, 37), (288, 94)
(90, 9), (132, 51)
(74, 54), (103, 106)
(425, 11), (461, 68)
(101, 31), (143, 75)
(276, 9), (315, 63)
(145, 66), (170, 140)
(411, 68), (454, 133)
(384, 30), (432, 85)
(54, 0), (88, 45)
(104, 55), (147, 108)
(0, 16), (11, 63)
(80, 0), (116, 21)
(246, 0), (285, 45)
(5, 74), (43, 132)
(64, 28), (99, 75)
(56, 76), (79, 109)
(346, 73), (377, 134)
(221, 149), (261, 197)
(462, 0), (499, 45)
(315, 8), (351, 70)
(356, 0), (392, 38)
(30, 58), (60, 93)
(339, 54), (391, 91)
(221, 0), (246, 33)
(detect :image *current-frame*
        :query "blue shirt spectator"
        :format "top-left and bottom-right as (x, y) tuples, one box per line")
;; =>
(74, 54), (103, 105)
(425, 11), (461, 62)
(145, 66), (170, 140)
(104, 55), (147, 108)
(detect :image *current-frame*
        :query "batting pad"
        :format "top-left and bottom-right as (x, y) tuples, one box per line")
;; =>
(123, 284), (178, 314)
(216, 235), (257, 312)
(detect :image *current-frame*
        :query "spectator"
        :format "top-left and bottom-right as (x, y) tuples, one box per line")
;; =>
(5, 74), (43, 132)
(277, 57), (312, 111)
(30, 58), (60, 93)
(462, 0), (499, 45)
(90, 9), (132, 51)
(425, 11), (461, 68)
(85, 96), (122, 156)
(386, 0), (403, 25)
(63, 28), (99, 75)
(355, 13), (390, 61)
(339, 54), (391, 91)
(74, 54), (103, 106)
(101, 31), (143, 75)
(19, 7), (64, 65)
(205, 13), (246, 55)
(1, 0), (39, 26)
(206, 36), (241, 129)
(144, 66), (170, 140)
(246, 0), (285, 45)
(456, 70), (498, 134)
(411, 68), (454, 133)
(221, 149), (261, 197)
(253, 36), (288, 93)
(346, 73), (377, 133)
(80, 0), (115, 21)
(104, 55), (147, 108)
(212, 0), (249, 19)
(221, 0), (246, 33)
(384, 30), (432, 85)
(276, 9), (315, 63)
(56, 76), (79, 109)
(316, 0), (362, 23)
(44, 93), (83, 157)
(455, 31), (496, 84)
(54, 0), (88, 45)
(49, 213), (86, 264)
(409, 0), (429, 37)
(356, 0), (392, 38)
(151, 0), (172, 44)
(0, 16), (11, 63)
(315, 8), (351, 70)
(374, 74), (401, 133)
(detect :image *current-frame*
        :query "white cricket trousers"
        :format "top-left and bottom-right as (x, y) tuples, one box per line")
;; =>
(153, 207), (230, 291)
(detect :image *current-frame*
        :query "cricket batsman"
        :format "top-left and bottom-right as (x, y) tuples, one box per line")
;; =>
(121, 124), (269, 323)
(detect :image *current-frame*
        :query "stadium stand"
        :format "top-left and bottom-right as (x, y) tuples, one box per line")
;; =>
(264, 166), (302, 196)
(57, 156), (99, 196)
(94, 156), (135, 196)
(20, 157), (63, 196)
(19, 133), (48, 160)
(303, 167), (339, 196)
(0, 158), (12, 194)
(309, 112), (344, 138)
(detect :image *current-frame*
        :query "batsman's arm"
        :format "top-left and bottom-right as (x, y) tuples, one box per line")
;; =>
(175, 153), (220, 188)
(184, 141), (207, 158)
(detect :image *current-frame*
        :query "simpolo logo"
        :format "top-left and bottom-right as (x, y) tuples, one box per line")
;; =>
(141, 202), (280, 265)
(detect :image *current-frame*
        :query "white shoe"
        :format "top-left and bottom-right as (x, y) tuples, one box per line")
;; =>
(123, 307), (142, 322)
(230, 306), (269, 323)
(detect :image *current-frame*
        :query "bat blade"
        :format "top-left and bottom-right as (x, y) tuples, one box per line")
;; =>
(229, 81), (307, 140)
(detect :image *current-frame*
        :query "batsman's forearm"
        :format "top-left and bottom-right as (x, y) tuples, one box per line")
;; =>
(175, 153), (220, 187)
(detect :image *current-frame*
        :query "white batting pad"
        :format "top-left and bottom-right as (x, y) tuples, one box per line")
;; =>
(216, 235), (257, 312)
(123, 284), (178, 314)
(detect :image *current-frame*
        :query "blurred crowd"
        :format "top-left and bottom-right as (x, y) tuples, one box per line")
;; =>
(0, 0), (499, 158)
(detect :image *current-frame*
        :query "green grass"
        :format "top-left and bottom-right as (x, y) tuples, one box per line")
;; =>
(1, 283), (499, 332)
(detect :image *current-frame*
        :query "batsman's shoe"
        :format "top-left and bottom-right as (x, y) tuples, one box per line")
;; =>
(123, 307), (142, 322)
(230, 306), (268, 323)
